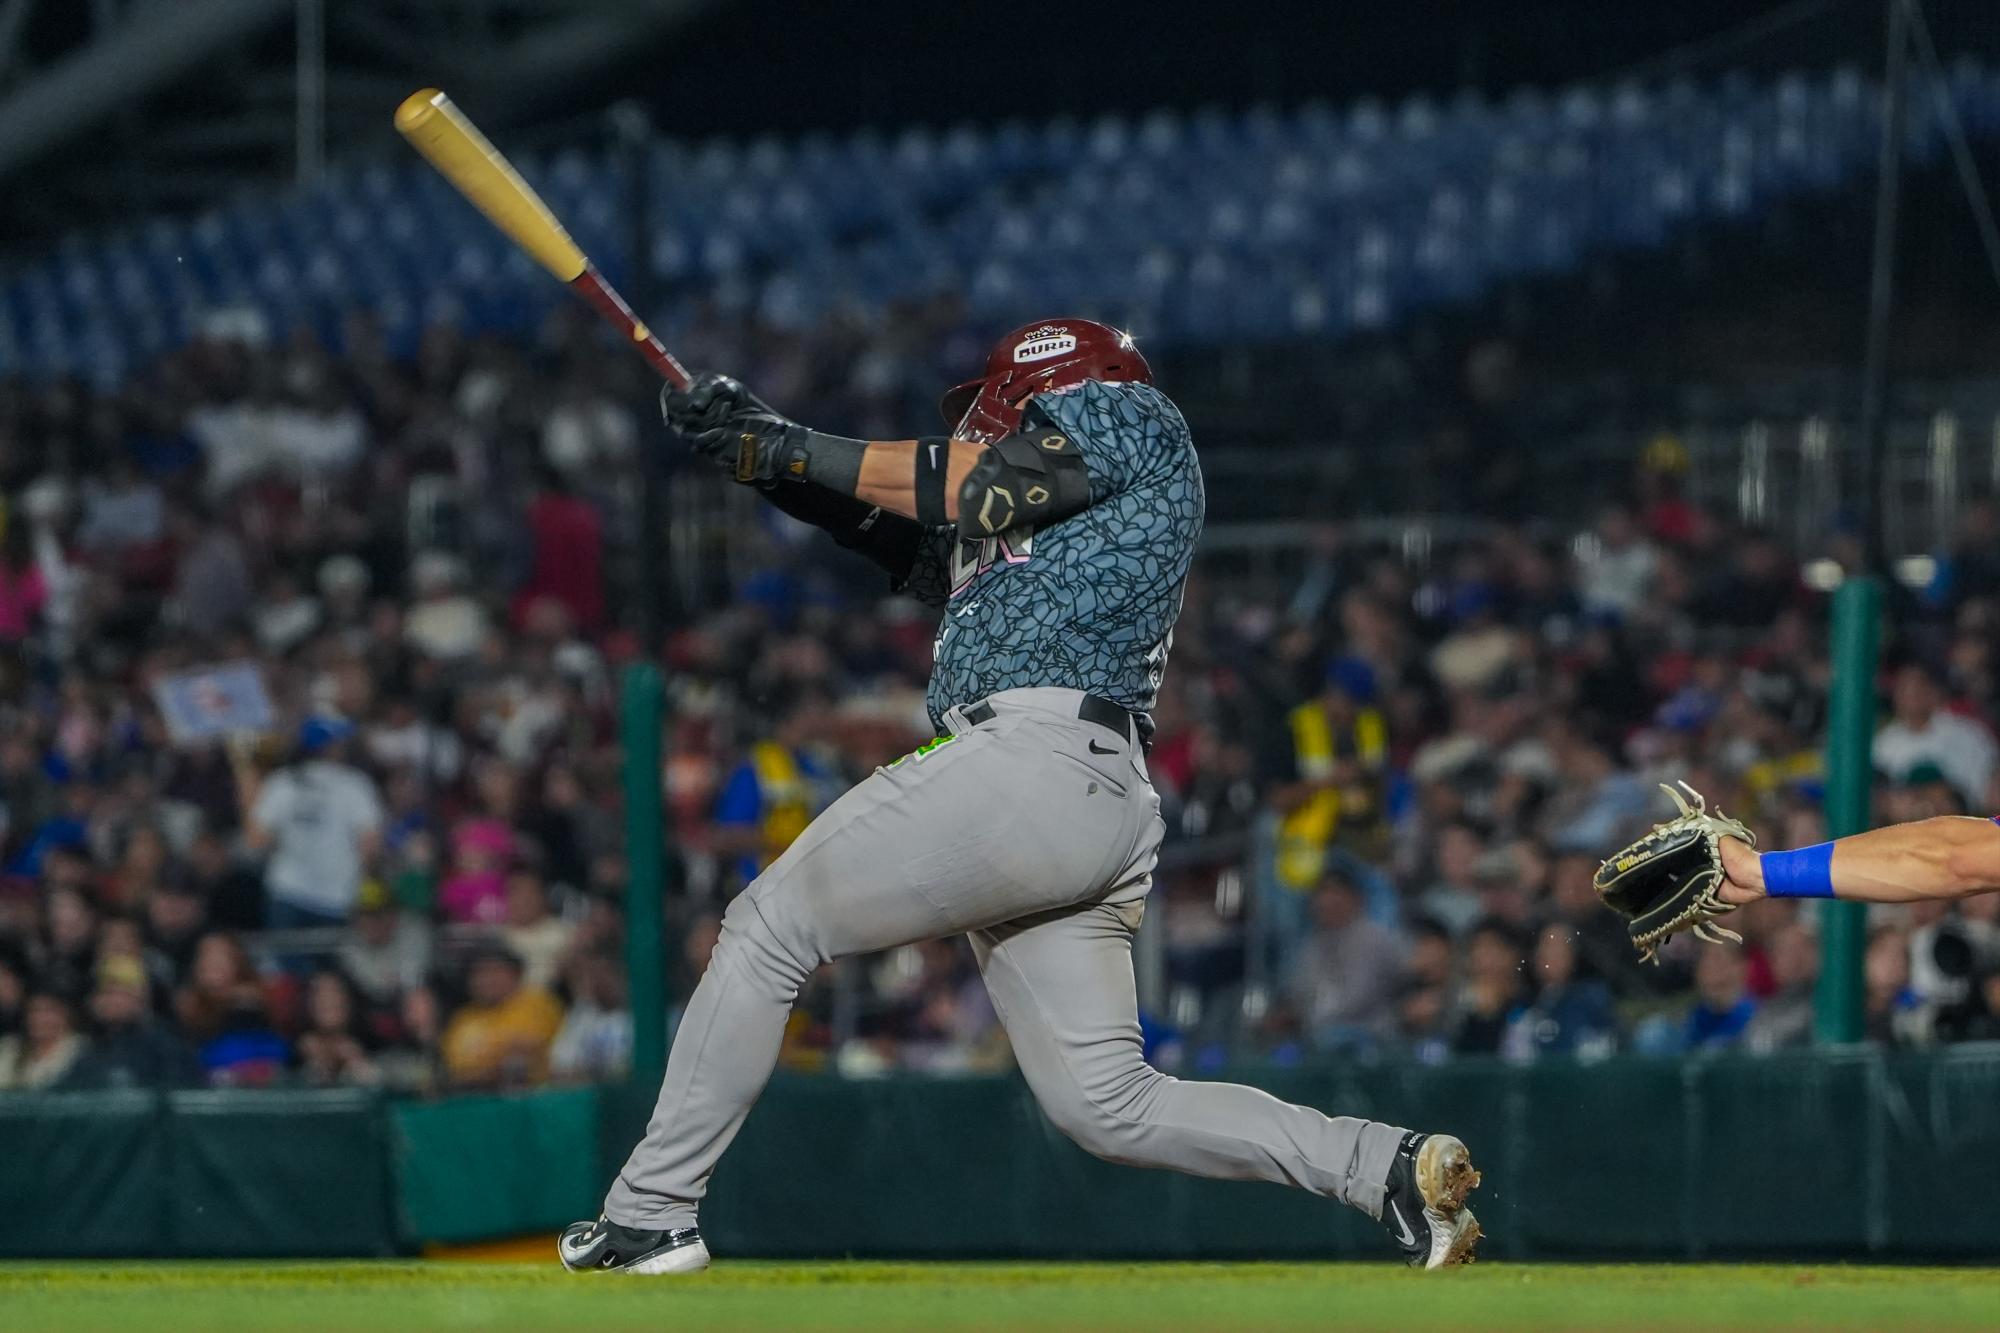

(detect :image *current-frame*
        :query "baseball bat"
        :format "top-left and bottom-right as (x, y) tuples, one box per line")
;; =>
(393, 88), (690, 389)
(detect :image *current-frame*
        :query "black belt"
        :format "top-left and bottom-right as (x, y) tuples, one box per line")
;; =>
(959, 693), (1149, 748)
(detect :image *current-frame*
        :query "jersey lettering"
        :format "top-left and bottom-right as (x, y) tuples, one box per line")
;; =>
(949, 527), (1035, 595)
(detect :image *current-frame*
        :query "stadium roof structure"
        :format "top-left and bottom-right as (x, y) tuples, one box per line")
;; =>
(0, 0), (713, 253)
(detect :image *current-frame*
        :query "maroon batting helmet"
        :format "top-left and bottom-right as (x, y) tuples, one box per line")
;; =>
(940, 318), (1153, 443)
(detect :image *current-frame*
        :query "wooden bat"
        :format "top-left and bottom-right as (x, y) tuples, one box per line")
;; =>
(393, 87), (690, 389)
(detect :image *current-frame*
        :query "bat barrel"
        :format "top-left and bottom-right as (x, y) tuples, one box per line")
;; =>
(395, 87), (690, 388)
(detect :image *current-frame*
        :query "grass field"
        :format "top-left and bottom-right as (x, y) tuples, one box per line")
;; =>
(6, 1261), (1999, 1332)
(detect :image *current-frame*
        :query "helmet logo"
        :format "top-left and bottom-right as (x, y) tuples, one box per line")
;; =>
(1012, 326), (1076, 364)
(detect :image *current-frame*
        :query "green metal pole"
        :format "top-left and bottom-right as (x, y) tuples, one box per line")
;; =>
(620, 661), (668, 1079)
(1817, 576), (1880, 1044)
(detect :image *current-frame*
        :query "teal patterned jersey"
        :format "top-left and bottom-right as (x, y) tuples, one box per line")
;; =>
(902, 381), (1205, 729)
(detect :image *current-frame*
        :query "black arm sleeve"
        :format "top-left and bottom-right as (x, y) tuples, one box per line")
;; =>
(755, 482), (924, 582)
(957, 423), (1094, 537)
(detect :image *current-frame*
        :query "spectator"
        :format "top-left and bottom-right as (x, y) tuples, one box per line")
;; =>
(1743, 921), (1819, 1052)
(867, 937), (1003, 1074)
(403, 552), (488, 662)
(712, 690), (838, 889)
(1417, 823), (1486, 938)
(440, 945), (563, 1090)
(1684, 946), (1757, 1051)
(0, 991), (88, 1089)
(1267, 656), (1391, 895)
(237, 719), (385, 928)
(500, 867), (573, 992)
(379, 983), (444, 1094)
(1284, 870), (1403, 1049)
(11, 297), (2000, 1078)
(140, 881), (208, 991)
(1546, 852), (1658, 992)
(1874, 662), (1997, 810)
(438, 816), (515, 926)
(71, 954), (199, 1089)
(0, 518), (47, 647)
(1577, 501), (1657, 618)
(252, 569), (323, 656)
(294, 970), (381, 1087)
(1930, 500), (2000, 612)
(0, 947), (26, 1037)
(33, 877), (102, 996)
(1692, 529), (1796, 629)
(1452, 919), (1526, 1056)
(169, 504), (253, 638)
(549, 951), (633, 1084)
(512, 467), (607, 634)
(76, 452), (164, 556)
(181, 829), (264, 931)
(1540, 725), (1653, 855)
(1503, 924), (1615, 1060)
(174, 932), (266, 1045)
(530, 761), (606, 894)
(337, 881), (431, 1014)
(364, 699), (465, 787)
(1863, 925), (1919, 1046)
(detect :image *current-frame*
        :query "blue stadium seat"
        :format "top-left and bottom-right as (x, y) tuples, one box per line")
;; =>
(3, 66), (1986, 371)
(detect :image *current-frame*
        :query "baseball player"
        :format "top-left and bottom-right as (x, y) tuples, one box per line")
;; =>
(560, 319), (1481, 1274)
(1594, 784), (2000, 961)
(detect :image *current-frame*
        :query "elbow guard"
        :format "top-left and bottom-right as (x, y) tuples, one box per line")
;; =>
(957, 426), (1092, 536)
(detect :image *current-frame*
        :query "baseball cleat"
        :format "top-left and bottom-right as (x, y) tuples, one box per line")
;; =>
(558, 1216), (710, 1274)
(1380, 1131), (1482, 1269)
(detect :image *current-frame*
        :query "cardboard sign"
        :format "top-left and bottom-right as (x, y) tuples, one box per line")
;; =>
(152, 662), (275, 745)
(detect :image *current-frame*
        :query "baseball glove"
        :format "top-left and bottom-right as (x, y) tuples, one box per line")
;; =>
(1593, 782), (1755, 962)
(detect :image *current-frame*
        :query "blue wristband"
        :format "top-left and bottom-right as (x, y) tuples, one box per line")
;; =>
(1761, 841), (1836, 899)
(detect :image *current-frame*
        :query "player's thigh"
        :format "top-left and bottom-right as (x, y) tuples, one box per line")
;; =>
(924, 713), (1153, 921)
(750, 717), (1144, 962)
(970, 897), (1151, 1119)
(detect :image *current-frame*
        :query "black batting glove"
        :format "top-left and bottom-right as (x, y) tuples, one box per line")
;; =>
(660, 373), (809, 485)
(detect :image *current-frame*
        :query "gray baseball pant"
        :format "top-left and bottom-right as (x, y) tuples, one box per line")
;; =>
(603, 686), (1409, 1232)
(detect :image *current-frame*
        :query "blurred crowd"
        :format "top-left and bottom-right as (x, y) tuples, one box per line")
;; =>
(4, 304), (2000, 1097)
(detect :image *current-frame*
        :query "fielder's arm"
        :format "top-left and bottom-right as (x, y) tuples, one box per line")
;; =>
(1717, 815), (2000, 905)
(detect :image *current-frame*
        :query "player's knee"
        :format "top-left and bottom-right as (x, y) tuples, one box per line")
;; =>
(714, 887), (819, 993)
(1039, 1089), (1125, 1161)
(1034, 1065), (1161, 1164)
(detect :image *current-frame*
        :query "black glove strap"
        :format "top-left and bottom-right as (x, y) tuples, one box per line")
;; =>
(785, 430), (867, 494)
(914, 436), (950, 526)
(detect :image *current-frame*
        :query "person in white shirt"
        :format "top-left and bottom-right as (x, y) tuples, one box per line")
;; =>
(1577, 502), (1657, 619)
(236, 718), (385, 928)
(549, 952), (632, 1084)
(1873, 662), (1998, 811)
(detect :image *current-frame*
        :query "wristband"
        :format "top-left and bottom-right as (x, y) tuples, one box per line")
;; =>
(914, 435), (950, 526)
(1761, 841), (1836, 899)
